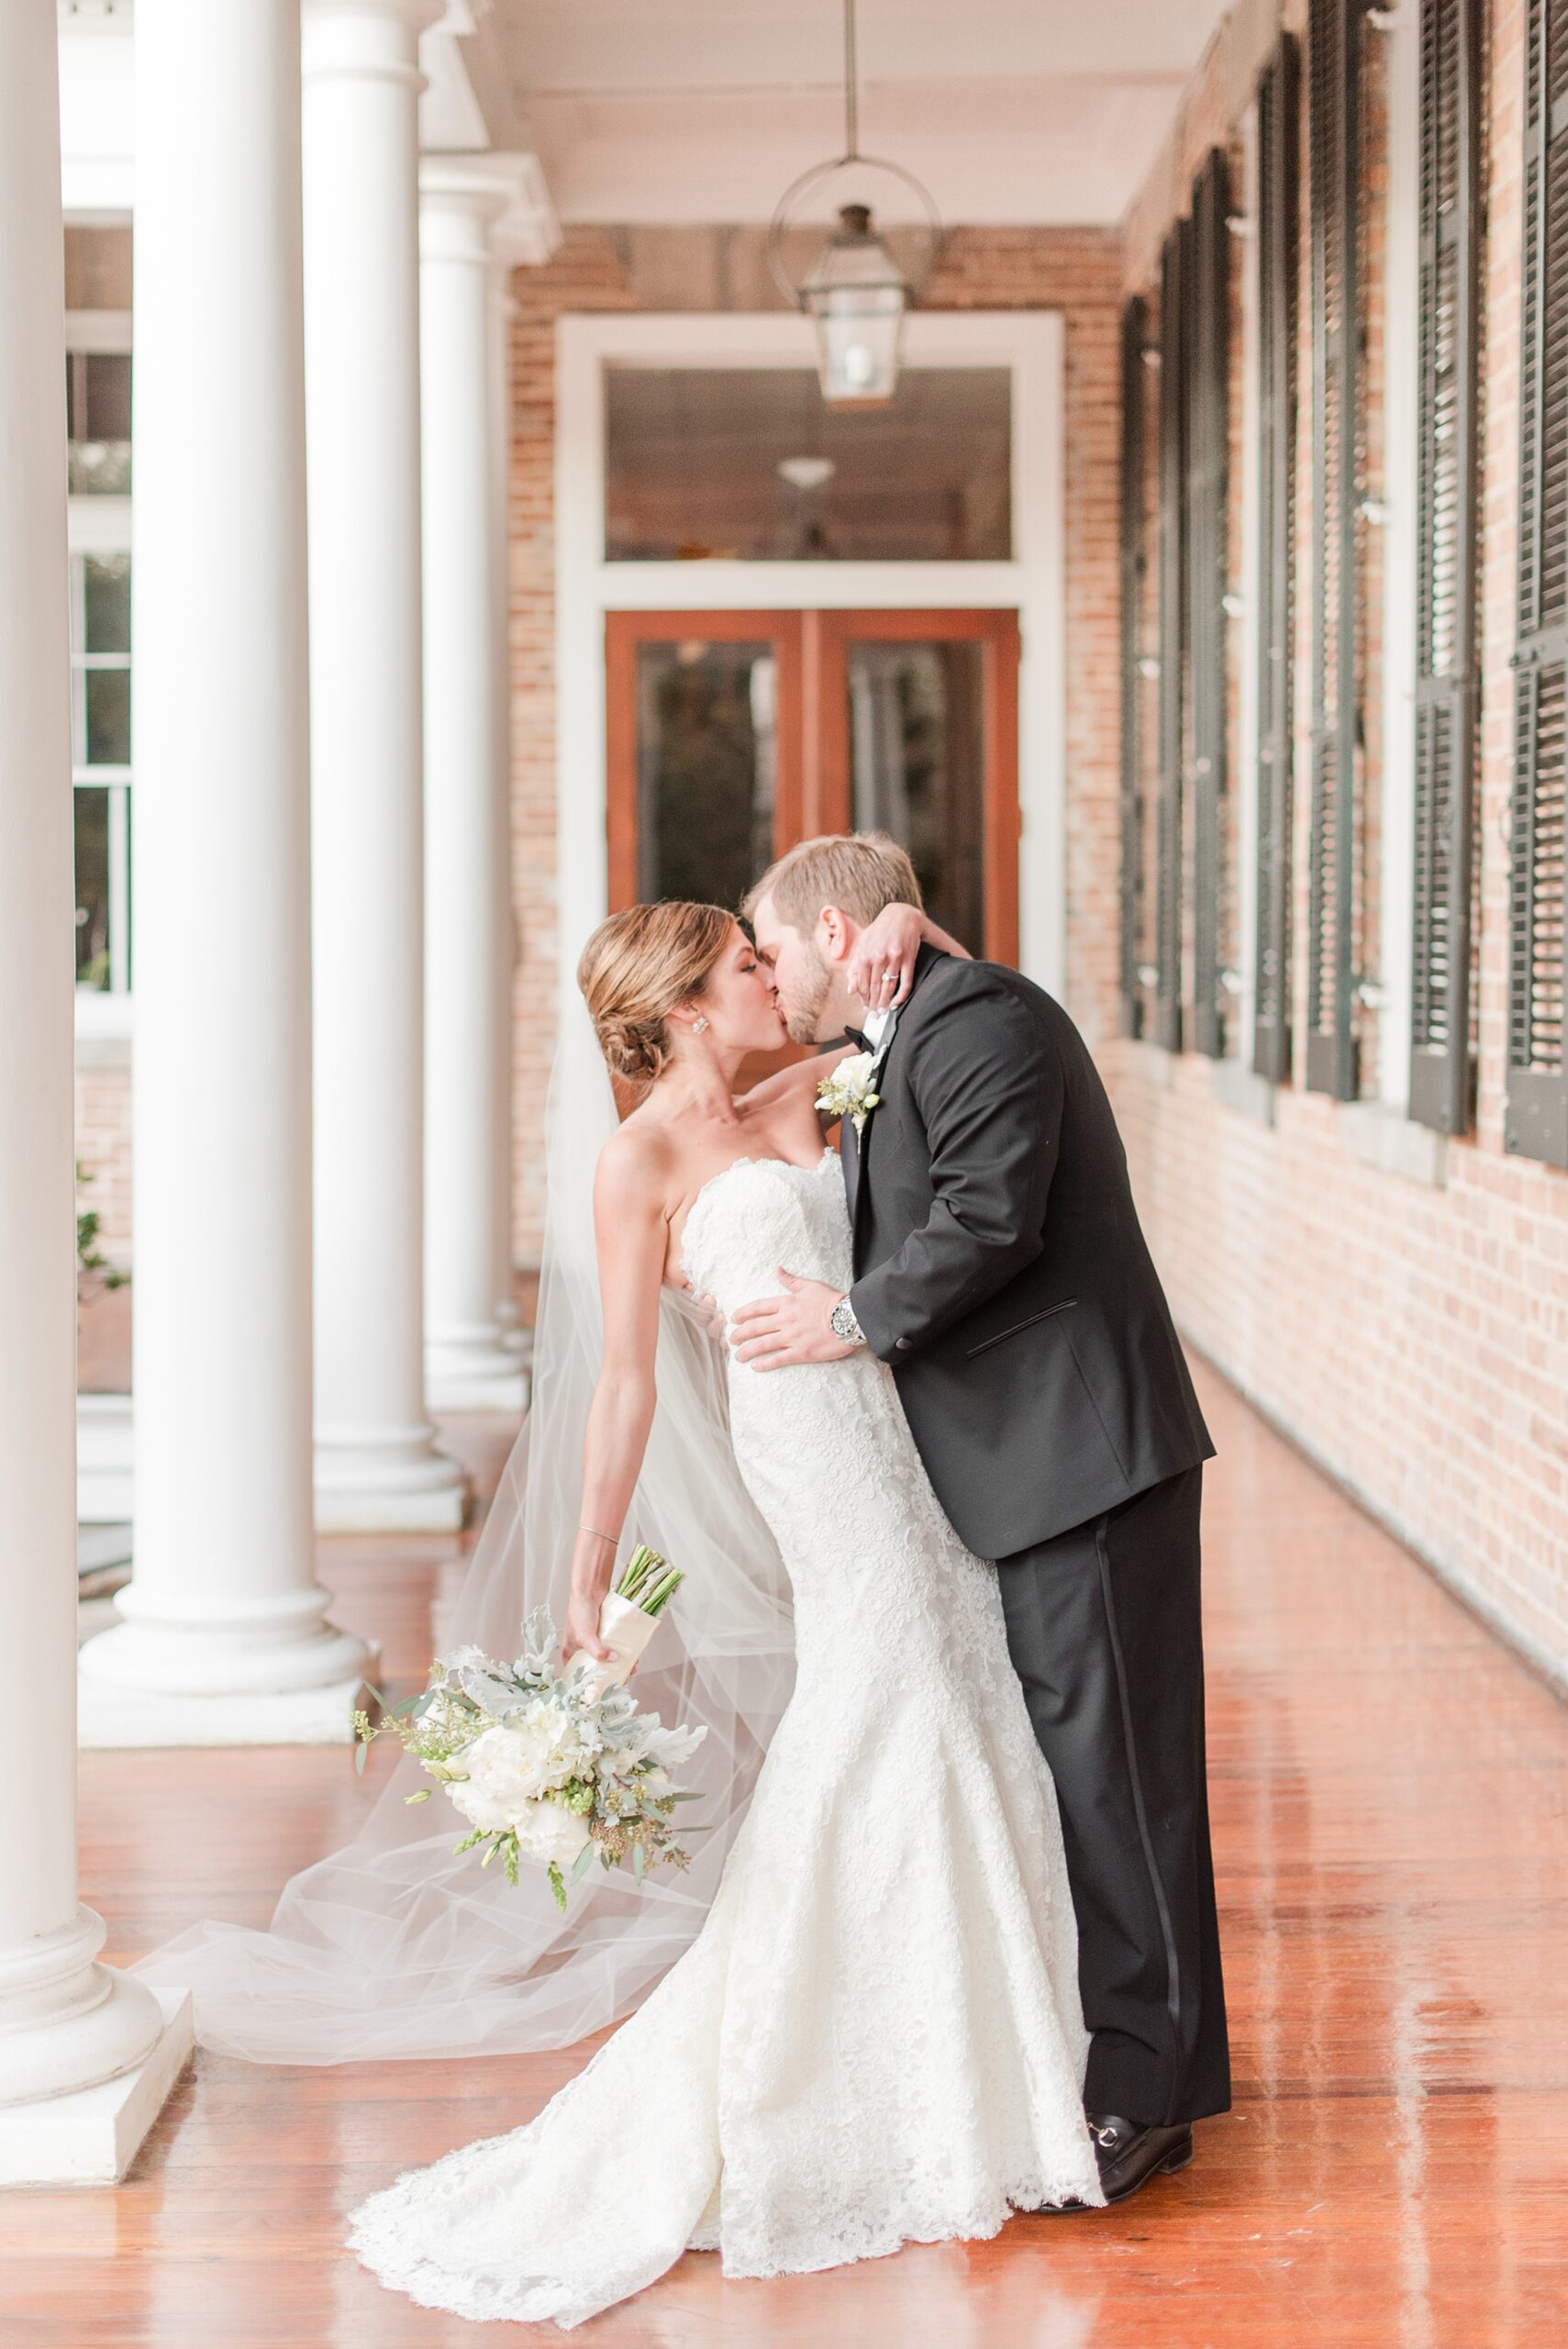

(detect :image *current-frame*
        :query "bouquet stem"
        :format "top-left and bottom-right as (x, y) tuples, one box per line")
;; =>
(615, 1543), (684, 1617)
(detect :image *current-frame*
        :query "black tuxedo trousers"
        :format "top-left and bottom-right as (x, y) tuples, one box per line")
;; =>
(997, 1469), (1229, 2126)
(843, 949), (1229, 2127)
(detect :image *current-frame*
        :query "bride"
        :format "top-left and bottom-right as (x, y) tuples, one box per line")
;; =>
(343, 896), (1103, 2326)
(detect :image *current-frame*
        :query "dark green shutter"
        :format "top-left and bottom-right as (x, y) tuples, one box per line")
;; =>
(1254, 37), (1300, 1085)
(1507, 0), (1568, 1165)
(1119, 295), (1149, 1039)
(1156, 218), (1190, 1052)
(1188, 149), (1231, 1058)
(1410, 0), (1482, 1134)
(1306, 0), (1362, 1099)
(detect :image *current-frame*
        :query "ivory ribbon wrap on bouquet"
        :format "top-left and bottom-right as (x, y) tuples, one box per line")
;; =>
(579, 1591), (662, 1695)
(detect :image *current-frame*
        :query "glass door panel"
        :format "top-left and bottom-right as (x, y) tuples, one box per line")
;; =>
(635, 639), (777, 907)
(606, 612), (802, 914)
(846, 640), (985, 954)
(808, 610), (1019, 964)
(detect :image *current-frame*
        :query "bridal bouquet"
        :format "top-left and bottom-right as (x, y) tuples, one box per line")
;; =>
(354, 1545), (706, 1910)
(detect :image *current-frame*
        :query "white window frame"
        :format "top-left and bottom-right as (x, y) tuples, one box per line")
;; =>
(67, 307), (134, 1041)
(554, 309), (1066, 998)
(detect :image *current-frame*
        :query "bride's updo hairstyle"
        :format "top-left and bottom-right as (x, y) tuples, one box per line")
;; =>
(577, 900), (735, 1084)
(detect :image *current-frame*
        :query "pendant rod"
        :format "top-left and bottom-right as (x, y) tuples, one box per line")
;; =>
(843, 0), (860, 161)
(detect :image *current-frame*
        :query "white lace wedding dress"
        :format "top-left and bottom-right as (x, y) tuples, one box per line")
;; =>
(348, 1149), (1102, 2326)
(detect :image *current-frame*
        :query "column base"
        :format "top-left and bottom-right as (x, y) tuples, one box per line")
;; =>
(425, 1334), (528, 1415)
(77, 1392), (134, 1523)
(495, 1308), (534, 1365)
(314, 1427), (468, 1531)
(427, 1365), (528, 1414)
(76, 1660), (378, 1748)
(0, 1986), (194, 2187)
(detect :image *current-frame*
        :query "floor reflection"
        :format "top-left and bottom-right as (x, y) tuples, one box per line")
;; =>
(6, 1368), (1567, 2346)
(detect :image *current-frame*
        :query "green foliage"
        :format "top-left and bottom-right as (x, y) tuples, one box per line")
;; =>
(75, 1161), (128, 1291)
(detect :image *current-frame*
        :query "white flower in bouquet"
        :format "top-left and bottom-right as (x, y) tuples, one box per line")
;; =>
(448, 1709), (597, 1831)
(508, 1801), (593, 1871)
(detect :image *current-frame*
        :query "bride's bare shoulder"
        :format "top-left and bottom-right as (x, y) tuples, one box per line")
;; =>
(594, 1112), (678, 1218)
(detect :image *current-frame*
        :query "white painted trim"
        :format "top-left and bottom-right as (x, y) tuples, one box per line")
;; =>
(553, 309), (1067, 998)
(65, 496), (131, 554)
(1378, 2), (1421, 1112)
(64, 308), (131, 353)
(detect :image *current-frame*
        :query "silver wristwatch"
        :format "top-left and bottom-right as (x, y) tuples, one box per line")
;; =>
(828, 1293), (865, 1347)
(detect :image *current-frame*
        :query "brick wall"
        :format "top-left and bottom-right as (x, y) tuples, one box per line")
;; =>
(506, 231), (638, 1263)
(503, 223), (1125, 1260)
(1106, 0), (1568, 1682)
(74, 1053), (132, 1263)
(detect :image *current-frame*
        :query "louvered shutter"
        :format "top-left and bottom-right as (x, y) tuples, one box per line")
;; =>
(1306, 0), (1362, 1099)
(1254, 37), (1300, 1085)
(1156, 218), (1190, 1052)
(1188, 148), (1231, 1058)
(1507, 0), (1568, 1166)
(1410, 0), (1481, 1134)
(1119, 295), (1149, 1039)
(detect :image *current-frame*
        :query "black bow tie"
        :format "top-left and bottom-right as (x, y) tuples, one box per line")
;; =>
(843, 1024), (873, 1053)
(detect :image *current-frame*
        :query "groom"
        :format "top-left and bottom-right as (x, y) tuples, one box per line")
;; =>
(735, 832), (1229, 2207)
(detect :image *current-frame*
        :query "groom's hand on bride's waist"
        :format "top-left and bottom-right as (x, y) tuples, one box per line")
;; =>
(728, 1271), (860, 1370)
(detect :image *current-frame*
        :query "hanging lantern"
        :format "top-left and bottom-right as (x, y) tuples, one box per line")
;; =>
(768, 0), (942, 410)
(800, 205), (907, 407)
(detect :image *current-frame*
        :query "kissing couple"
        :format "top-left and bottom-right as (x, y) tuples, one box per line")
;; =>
(149, 829), (1228, 2331)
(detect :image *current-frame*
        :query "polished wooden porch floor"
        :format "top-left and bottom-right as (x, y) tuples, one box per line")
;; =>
(6, 1356), (1568, 2346)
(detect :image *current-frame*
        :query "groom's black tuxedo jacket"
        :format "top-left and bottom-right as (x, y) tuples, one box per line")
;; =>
(842, 947), (1213, 1558)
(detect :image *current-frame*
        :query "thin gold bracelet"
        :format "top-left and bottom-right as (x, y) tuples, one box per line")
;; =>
(578, 1525), (619, 1545)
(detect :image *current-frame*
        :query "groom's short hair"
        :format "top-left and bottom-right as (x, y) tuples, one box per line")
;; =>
(745, 831), (923, 934)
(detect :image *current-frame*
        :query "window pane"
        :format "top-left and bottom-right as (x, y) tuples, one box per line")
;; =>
(636, 640), (776, 907)
(67, 351), (132, 495)
(83, 551), (131, 653)
(74, 788), (113, 988)
(83, 666), (131, 766)
(606, 368), (1011, 562)
(848, 640), (985, 952)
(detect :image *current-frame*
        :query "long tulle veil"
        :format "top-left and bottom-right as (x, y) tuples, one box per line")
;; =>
(134, 997), (796, 2062)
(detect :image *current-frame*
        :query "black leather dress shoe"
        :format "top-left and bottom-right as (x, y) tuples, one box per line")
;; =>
(1037, 2113), (1194, 2212)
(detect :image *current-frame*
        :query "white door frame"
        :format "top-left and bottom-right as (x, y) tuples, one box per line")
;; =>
(553, 308), (1066, 995)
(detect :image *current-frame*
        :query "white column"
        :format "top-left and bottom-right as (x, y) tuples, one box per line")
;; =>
(0, 0), (187, 2181)
(419, 160), (532, 1412)
(78, 0), (374, 1748)
(303, 0), (466, 1526)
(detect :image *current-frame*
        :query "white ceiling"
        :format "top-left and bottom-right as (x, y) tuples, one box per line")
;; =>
(487, 0), (1235, 228)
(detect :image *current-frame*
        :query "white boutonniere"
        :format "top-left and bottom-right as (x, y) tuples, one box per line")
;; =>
(816, 1050), (883, 1135)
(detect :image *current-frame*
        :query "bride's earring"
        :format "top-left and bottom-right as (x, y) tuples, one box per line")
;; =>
(693, 1016), (710, 1035)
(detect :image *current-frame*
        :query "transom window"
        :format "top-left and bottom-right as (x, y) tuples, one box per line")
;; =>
(604, 366), (1012, 563)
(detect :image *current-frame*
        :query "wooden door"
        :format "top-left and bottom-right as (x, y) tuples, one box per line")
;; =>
(606, 606), (1020, 965)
